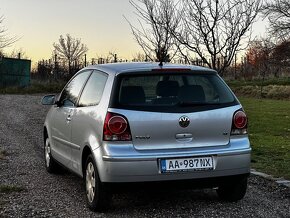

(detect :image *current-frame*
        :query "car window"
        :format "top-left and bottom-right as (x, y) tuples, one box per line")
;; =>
(189, 75), (235, 103)
(78, 71), (108, 107)
(186, 76), (221, 102)
(59, 70), (92, 107)
(110, 72), (238, 113)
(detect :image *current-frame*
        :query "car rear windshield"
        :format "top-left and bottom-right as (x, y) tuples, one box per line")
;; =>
(110, 71), (238, 113)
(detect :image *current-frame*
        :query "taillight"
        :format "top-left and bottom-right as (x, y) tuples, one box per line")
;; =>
(231, 110), (248, 135)
(103, 112), (132, 141)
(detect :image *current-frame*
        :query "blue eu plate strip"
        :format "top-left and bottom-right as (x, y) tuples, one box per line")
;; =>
(161, 159), (166, 172)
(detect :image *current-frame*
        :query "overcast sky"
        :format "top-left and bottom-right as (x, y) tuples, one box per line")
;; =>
(0, 0), (268, 65)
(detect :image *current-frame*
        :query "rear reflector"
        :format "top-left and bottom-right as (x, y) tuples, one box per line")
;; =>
(103, 112), (132, 141)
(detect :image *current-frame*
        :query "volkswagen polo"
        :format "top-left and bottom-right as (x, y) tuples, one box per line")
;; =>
(41, 62), (250, 211)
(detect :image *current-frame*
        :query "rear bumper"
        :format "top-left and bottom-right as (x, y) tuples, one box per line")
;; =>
(93, 146), (251, 183)
(108, 174), (250, 192)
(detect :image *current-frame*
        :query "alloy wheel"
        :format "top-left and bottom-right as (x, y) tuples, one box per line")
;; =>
(45, 139), (51, 167)
(86, 162), (96, 203)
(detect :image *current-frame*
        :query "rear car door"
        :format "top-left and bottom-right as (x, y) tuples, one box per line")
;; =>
(50, 70), (92, 167)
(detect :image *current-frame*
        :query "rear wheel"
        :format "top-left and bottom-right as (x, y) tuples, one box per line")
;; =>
(44, 137), (59, 173)
(216, 176), (248, 202)
(85, 154), (111, 212)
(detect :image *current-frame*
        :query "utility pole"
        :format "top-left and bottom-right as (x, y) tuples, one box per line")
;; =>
(54, 54), (58, 80)
(84, 54), (87, 67)
(234, 54), (237, 80)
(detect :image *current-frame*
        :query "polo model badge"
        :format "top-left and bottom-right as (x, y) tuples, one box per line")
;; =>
(135, 135), (151, 140)
(179, 116), (190, 128)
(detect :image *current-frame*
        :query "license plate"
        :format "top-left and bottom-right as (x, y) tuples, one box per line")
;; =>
(160, 156), (214, 173)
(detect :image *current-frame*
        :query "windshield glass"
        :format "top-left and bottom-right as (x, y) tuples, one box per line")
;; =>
(110, 72), (238, 112)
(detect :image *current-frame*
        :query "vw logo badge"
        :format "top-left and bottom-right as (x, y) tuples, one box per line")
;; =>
(179, 116), (190, 128)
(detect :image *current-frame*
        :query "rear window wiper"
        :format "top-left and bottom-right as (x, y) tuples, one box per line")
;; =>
(176, 101), (222, 107)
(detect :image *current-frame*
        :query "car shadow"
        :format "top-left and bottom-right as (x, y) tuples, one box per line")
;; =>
(47, 168), (225, 215)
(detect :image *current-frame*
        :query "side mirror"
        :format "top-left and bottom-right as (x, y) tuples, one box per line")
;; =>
(41, 95), (56, 105)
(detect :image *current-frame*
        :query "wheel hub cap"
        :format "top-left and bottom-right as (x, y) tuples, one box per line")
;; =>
(45, 140), (51, 167)
(86, 162), (95, 203)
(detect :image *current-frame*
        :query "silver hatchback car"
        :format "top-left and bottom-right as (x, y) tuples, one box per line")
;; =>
(42, 62), (250, 211)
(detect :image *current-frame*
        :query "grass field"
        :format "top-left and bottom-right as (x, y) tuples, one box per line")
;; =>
(240, 97), (290, 179)
(0, 80), (66, 94)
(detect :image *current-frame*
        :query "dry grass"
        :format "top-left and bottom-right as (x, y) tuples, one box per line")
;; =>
(232, 85), (290, 100)
(0, 149), (8, 159)
(266, 85), (290, 99)
(0, 185), (26, 193)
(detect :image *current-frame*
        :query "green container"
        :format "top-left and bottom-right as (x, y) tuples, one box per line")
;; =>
(0, 57), (31, 87)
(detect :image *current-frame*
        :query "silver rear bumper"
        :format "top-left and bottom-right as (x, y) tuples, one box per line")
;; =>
(93, 137), (251, 183)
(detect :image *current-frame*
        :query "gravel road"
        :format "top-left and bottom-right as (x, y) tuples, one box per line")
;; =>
(0, 94), (289, 217)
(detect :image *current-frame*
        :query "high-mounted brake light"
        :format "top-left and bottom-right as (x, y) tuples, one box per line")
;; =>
(103, 112), (132, 141)
(231, 110), (248, 135)
(151, 68), (191, 72)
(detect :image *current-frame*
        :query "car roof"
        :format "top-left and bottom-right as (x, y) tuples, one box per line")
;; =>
(82, 62), (217, 75)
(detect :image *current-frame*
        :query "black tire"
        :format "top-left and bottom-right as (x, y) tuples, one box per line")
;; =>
(216, 176), (248, 202)
(85, 154), (111, 212)
(44, 137), (59, 173)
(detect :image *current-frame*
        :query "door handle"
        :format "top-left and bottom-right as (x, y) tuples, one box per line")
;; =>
(175, 133), (193, 139)
(175, 133), (193, 142)
(66, 115), (72, 121)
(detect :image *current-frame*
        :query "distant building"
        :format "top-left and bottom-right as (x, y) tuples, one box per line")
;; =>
(0, 57), (31, 87)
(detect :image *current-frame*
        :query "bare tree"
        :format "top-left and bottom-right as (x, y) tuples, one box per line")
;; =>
(169, 0), (262, 75)
(246, 39), (274, 95)
(108, 51), (118, 63)
(95, 51), (119, 64)
(262, 0), (290, 40)
(272, 40), (290, 67)
(132, 52), (148, 62)
(8, 48), (28, 59)
(0, 15), (18, 52)
(127, 0), (180, 63)
(53, 34), (88, 75)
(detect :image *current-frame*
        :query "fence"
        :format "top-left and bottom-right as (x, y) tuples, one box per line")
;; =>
(0, 57), (31, 87)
